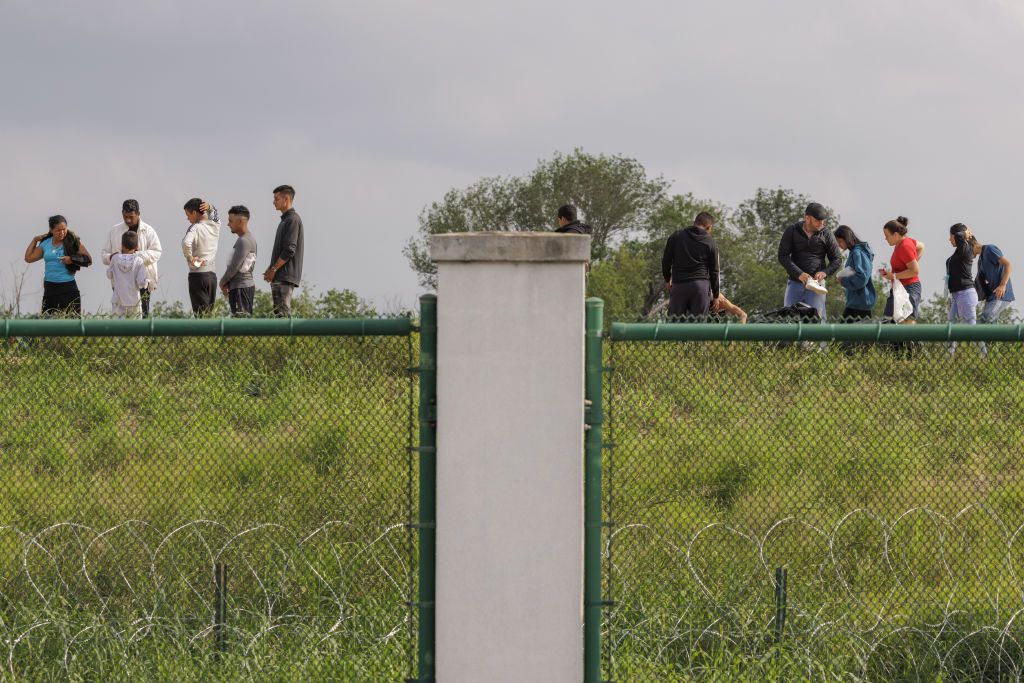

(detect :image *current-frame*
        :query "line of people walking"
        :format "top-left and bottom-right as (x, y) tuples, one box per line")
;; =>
(660, 202), (1015, 326)
(23, 185), (305, 318)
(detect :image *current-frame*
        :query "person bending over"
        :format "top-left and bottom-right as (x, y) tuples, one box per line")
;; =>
(834, 225), (876, 321)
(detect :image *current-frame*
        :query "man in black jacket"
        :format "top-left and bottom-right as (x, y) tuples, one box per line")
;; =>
(263, 184), (304, 317)
(662, 212), (720, 320)
(554, 204), (592, 235)
(777, 202), (841, 321)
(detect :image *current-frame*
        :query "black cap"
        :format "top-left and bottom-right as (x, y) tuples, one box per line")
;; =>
(805, 203), (827, 221)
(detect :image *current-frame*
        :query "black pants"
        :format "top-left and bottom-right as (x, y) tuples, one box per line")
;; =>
(140, 288), (151, 318)
(188, 272), (218, 316)
(42, 281), (81, 317)
(668, 279), (712, 320)
(229, 286), (255, 317)
(840, 307), (872, 354)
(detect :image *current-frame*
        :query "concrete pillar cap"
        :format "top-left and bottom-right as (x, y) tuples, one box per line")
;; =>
(431, 232), (591, 263)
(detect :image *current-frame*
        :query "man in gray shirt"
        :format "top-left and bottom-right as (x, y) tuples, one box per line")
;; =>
(263, 184), (304, 317)
(220, 205), (258, 317)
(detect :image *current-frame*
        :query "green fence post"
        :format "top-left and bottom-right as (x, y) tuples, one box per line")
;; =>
(584, 298), (604, 683)
(417, 294), (437, 682)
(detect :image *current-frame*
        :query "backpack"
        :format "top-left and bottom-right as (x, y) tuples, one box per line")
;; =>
(758, 302), (821, 323)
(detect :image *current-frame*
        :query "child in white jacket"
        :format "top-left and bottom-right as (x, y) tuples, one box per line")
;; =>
(107, 231), (150, 318)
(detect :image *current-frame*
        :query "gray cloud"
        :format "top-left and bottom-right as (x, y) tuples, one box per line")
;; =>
(2, 0), (1023, 314)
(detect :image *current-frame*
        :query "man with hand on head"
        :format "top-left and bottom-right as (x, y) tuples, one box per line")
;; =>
(220, 205), (258, 317)
(263, 185), (304, 317)
(181, 198), (220, 317)
(101, 199), (162, 318)
(777, 202), (842, 321)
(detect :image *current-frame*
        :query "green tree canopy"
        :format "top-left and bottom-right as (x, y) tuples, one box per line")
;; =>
(717, 187), (844, 318)
(405, 149), (669, 288)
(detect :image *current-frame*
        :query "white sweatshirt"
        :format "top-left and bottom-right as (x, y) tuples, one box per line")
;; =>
(101, 222), (162, 290)
(181, 206), (221, 274)
(107, 253), (150, 307)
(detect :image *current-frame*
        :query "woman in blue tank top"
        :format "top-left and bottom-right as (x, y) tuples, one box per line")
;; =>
(24, 215), (92, 316)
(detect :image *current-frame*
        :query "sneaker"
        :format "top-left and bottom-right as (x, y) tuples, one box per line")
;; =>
(805, 278), (827, 295)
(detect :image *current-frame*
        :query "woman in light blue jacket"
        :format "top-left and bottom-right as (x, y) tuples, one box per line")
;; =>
(834, 225), (876, 321)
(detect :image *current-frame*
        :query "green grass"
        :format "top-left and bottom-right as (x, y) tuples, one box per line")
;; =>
(605, 340), (1024, 682)
(4, 333), (1022, 680)
(0, 335), (417, 680)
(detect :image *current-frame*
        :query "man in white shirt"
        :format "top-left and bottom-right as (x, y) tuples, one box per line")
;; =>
(100, 199), (162, 317)
(181, 198), (221, 316)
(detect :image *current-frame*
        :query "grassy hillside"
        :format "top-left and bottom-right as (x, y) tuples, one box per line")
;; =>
(606, 339), (1024, 682)
(2, 331), (1022, 681)
(0, 334), (416, 681)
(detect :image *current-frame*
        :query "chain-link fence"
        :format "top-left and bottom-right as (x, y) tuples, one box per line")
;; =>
(0, 320), (419, 681)
(603, 323), (1024, 682)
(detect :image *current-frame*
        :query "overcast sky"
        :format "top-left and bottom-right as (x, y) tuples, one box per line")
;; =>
(2, 0), (1022, 314)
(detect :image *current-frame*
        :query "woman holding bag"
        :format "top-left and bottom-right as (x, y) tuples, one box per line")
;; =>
(834, 225), (876, 321)
(24, 215), (92, 316)
(879, 216), (924, 324)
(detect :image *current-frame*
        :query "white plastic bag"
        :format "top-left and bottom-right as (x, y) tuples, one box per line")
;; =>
(891, 278), (914, 323)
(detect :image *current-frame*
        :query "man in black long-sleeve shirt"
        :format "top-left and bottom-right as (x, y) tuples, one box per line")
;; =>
(777, 202), (841, 321)
(554, 204), (592, 235)
(263, 184), (304, 317)
(662, 211), (720, 319)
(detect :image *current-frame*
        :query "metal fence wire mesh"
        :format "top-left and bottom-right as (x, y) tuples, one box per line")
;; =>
(604, 332), (1024, 682)
(0, 331), (418, 681)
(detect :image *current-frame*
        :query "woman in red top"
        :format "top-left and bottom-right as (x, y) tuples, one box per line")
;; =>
(879, 216), (925, 323)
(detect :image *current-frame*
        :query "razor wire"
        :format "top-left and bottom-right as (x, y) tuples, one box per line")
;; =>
(604, 336), (1024, 682)
(0, 332), (418, 680)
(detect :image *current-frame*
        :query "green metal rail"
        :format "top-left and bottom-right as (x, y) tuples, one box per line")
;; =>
(584, 298), (605, 683)
(0, 317), (413, 337)
(416, 296), (437, 683)
(611, 322), (1024, 343)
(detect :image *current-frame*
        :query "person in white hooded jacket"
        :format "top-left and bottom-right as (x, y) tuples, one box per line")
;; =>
(101, 199), (162, 317)
(107, 231), (150, 318)
(181, 198), (221, 316)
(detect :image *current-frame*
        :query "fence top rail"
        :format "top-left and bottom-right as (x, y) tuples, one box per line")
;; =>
(610, 322), (1024, 343)
(0, 317), (414, 338)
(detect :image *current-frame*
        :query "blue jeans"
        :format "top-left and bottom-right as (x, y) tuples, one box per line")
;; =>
(948, 289), (978, 324)
(948, 288), (977, 353)
(980, 298), (1010, 324)
(784, 280), (826, 321)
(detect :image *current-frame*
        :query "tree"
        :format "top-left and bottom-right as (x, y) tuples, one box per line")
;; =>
(587, 241), (656, 324)
(717, 187), (843, 318)
(587, 187), (849, 322)
(590, 193), (728, 319)
(917, 289), (950, 324)
(404, 149), (670, 288)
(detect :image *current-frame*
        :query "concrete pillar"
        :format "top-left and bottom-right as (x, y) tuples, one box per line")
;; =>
(431, 232), (590, 683)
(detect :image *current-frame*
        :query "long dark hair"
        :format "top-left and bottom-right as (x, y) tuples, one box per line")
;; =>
(834, 225), (861, 248)
(950, 223), (979, 249)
